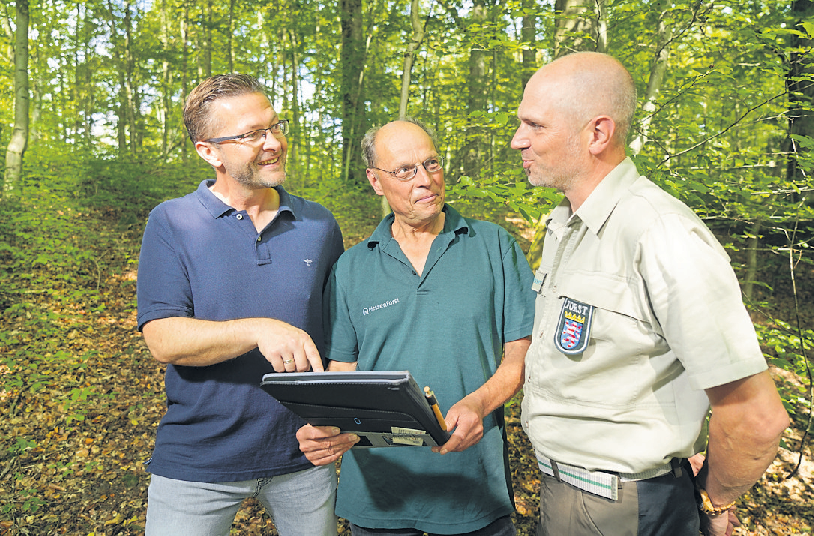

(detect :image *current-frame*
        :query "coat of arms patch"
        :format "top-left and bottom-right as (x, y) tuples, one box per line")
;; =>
(554, 297), (595, 355)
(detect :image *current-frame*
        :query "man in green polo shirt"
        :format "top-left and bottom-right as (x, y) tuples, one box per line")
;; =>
(297, 118), (536, 536)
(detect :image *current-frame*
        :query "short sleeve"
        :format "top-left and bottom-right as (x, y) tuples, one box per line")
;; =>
(638, 214), (767, 390)
(323, 263), (359, 363)
(136, 206), (193, 330)
(499, 232), (536, 343)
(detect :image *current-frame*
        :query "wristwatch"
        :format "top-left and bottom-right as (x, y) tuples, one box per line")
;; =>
(697, 487), (736, 516)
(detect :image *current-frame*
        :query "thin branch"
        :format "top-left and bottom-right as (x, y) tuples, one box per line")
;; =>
(652, 0), (715, 62)
(658, 89), (789, 167)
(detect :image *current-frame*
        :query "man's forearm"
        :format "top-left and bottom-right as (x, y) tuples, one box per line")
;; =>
(142, 316), (323, 371)
(702, 416), (785, 506)
(142, 317), (271, 366)
(701, 370), (789, 507)
(433, 337), (530, 454)
(463, 337), (530, 416)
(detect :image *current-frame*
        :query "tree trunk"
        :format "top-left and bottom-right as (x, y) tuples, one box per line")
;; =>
(458, 1), (489, 181)
(398, 0), (425, 119)
(595, 0), (607, 52)
(0, 9), (13, 64)
(629, 10), (672, 155)
(280, 28), (289, 115)
(786, 0), (814, 185)
(73, 3), (82, 142)
(123, 0), (140, 153)
(4, 0), (29, 195)
(202, 0), (212, 78)
(521, 0), (537, 89)
(30, 79), (40, 142)
(160, 0), (171, 156)
(744, 223), (761, 300)
(553, 0), (605, 57)
(181, 0), (189, 160)
(83, 4), (93, 148)
(227, 0), (235, 73)
(117, 71), (128, 156)
(340, 0), (365, 184)
(290, 31), (300, 187)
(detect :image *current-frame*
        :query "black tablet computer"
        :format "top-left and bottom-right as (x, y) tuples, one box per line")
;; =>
(260, 371), (451, 448)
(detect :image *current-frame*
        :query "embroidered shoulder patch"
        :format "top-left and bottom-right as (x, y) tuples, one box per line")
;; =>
(554, 298), (595, 355)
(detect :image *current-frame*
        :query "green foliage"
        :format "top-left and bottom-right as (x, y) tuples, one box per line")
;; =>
(8, 438), (36, 455)
(0, 0), (811, 462)
(758, 319), (813, 428)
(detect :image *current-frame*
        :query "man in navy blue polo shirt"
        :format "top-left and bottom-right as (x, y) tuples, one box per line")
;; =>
(137, 74), (344, 536)
(297, 119), (536, 536)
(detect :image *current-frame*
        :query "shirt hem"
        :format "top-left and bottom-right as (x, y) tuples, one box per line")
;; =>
(146, 460), (314, 483)
(336, 506), (514, 534)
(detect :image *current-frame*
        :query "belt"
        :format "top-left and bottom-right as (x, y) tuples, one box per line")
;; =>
(536, 453), (678, 501)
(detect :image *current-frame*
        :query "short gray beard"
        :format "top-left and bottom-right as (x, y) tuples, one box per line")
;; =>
(231, 162), (286, 189)
(526, 132), (582, 191)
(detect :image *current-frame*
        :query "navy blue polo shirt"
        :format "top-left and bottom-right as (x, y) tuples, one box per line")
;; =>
(137, 179), (344, 482)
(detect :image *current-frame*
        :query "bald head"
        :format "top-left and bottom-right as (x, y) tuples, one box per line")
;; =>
(512, 53), (636, 205)
(361, 118), (439, 169)
(527, 52), (637, 147)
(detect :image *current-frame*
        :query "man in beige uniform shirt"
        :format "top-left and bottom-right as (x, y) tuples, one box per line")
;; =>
(512, 52), (789, 536)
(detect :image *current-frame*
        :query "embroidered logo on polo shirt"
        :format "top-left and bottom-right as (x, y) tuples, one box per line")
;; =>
(554, 297), (594, 355)
(303, 259), (313, 266)
(362, 298), (400, 316)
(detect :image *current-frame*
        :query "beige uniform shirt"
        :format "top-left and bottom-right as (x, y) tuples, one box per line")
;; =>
(521, 158), (768, 474)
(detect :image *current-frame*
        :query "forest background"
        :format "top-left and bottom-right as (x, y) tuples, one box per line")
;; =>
(0, 0), (812, 534)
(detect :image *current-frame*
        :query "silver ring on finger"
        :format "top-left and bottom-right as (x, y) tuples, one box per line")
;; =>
(284, 359), (294, 364)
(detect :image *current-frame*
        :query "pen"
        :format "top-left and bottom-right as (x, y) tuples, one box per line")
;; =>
(424, 386), (448, 431)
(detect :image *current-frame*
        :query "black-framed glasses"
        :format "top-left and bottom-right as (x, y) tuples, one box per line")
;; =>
(370, 156), (444, 181)
(205, 120), (290, 145)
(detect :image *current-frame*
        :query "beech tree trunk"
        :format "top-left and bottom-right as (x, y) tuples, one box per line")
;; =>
(340, 0), (365, 184)
(521, 0), (537, 88)
(4, 0), (30, 195)
(630, 10), (672, 155)
(553, 0), (606, 57)
(786, 0), (814, 185)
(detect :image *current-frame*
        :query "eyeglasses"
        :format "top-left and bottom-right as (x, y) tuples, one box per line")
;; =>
(205, 120), (290, 145)
(370, 156), (444, 181)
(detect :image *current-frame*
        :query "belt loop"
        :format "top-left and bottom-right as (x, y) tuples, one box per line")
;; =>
(550, 459), (562, 482)
(670, 458), (683, 478)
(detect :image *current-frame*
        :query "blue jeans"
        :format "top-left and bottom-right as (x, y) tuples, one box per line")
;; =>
(145, 465), (337, 536)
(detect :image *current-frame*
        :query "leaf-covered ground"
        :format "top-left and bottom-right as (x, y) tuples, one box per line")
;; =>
(0, 202), (812, 535)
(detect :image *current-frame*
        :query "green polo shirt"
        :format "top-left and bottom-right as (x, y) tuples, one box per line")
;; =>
(325, 205), (535, 534)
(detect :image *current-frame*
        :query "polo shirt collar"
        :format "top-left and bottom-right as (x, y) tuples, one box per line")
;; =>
(365, 204), (468, 249)
(276, 187), (296, 219)
(441, 204), (469, 236)
(572, 157), (639, 235)
(195, 179), (296, 219)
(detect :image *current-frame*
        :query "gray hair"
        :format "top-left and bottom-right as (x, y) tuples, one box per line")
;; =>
(361, 118), (440, 168)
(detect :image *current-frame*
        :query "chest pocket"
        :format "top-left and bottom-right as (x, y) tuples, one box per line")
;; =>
(557, 272), (662, 346)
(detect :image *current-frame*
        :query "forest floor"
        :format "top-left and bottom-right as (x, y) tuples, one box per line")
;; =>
(0, 200), (812, 535)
